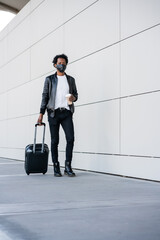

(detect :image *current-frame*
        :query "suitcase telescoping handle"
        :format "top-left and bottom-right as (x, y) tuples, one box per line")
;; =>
(33, 123), (46, 153)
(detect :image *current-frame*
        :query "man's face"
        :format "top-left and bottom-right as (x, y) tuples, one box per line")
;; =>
(55, 58), (66, 67)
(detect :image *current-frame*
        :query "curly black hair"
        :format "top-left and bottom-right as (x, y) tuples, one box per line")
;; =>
(52, 54), (68, 65)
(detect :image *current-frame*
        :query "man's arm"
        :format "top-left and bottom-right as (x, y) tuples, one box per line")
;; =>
(37, 113), (43, 125)
(40, 77), (49, 114)
(70, 77), (78, 102)
(37, 77), (49, 124)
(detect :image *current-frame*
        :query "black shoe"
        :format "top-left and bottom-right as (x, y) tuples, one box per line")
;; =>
(64, 161), (76, 177)
(53, 162), (62, 177)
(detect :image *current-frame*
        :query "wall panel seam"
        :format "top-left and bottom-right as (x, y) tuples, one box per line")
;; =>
(1, 89), (160, 122)
(0, 21), (160, 96)
(0, 0), (45, 42)
(75, 89), (160, 107)
(0, 0), (99, 68)
(0, 113), (38, 122)
(69, 23), (160, 65)
(0, 0), (99, 43)
(0, 14), (159, 72)
(63, 150), (160, 159)
(1, 147), (160, 159)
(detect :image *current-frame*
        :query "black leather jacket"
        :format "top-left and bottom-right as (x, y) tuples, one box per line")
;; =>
(40, 72), (78, 116)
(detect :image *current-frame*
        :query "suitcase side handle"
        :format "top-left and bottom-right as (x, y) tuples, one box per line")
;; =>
(33, 123), (46, 153)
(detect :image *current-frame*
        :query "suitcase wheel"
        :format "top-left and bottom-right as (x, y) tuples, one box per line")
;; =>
(43, 172), (46, 175)
(27, 172), (30, 175)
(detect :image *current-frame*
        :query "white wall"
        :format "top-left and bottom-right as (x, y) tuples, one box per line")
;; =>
(0, 0), (160, 181)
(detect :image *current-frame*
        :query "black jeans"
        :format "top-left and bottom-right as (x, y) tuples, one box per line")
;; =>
(48, 109), (74, 164)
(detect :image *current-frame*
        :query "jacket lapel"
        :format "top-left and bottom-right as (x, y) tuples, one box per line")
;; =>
(51, 73), (58, 95)
(65, 73), (72, 93)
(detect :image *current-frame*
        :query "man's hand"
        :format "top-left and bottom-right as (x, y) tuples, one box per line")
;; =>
(69, 94), (76, 102)
(37, 113), (43, 125)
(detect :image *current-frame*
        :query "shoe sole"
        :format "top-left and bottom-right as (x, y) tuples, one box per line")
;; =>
(54, 174), (62, 177)
(64, 171), (76, 177)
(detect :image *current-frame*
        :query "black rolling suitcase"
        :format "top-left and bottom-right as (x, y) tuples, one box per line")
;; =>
(25, 123), (49, 175)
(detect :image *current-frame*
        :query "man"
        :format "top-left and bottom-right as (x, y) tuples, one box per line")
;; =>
(37, 54), (78, 177)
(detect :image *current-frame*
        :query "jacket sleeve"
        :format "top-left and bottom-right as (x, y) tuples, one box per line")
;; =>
(72, 78), (78, 102)
(40, 77), (49, 114)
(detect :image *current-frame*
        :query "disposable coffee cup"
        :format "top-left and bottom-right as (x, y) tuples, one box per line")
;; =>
(66, 94), (72, 105)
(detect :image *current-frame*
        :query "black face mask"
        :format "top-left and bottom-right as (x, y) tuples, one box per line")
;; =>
(56, 64), (66, 73)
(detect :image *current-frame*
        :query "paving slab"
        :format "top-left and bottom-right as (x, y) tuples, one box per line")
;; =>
(0, 157), (160, 240)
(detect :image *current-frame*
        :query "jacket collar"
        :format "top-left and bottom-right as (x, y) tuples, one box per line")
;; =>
(53, 72), (70, 82)
(53, 71), (68, 77)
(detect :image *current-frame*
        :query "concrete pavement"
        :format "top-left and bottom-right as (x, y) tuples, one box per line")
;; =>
(0, 157), (160, 240)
